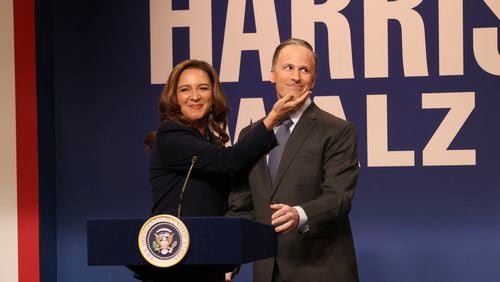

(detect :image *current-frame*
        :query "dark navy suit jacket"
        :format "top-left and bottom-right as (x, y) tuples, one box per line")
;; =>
(149, 121), (277, 217)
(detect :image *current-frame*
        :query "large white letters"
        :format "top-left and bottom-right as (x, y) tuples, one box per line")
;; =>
(219, 0), (280, 82)
(439, 0), (464, 75)
(364, 0), (428, 78)
(231, 93), (476, 167)
(149, 0), (499, 81)
(147, 1), (484, 168)
(422, 92), (476, 166)
(367, 95), (415, 167)
(473, 0), (500, 76)
(291, 0), (354, 79)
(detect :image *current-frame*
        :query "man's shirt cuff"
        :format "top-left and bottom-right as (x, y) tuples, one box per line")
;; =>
(293, 206), (310, 233)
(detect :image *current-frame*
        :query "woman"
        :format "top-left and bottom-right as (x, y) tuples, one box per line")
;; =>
(140, 60), (307, 282)
(145, 59), (308, 218)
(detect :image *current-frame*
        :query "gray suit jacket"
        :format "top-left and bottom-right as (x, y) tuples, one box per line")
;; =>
(228, 103), (359, 282)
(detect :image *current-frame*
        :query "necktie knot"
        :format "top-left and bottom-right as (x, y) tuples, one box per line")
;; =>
(280, 118), (293, 129)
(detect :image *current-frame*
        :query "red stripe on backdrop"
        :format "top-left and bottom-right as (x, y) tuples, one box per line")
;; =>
(14, 0), (40, 281)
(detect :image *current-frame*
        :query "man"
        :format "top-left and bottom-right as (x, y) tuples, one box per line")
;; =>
(228, 38), (359, 282)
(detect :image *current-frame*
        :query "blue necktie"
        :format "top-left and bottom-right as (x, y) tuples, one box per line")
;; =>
(268, 118), (293, 183)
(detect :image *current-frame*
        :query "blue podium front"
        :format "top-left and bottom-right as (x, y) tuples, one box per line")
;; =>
(87, 217), (277, 281)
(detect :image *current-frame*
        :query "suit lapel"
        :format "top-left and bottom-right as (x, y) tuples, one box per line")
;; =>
(270, 104), (319, 197)
(247, 119), (274, 195)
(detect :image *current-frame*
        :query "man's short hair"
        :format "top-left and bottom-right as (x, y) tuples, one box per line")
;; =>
(271, 38), (318, 73)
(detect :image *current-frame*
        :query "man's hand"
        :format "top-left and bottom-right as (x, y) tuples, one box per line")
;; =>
(270, 203), (299, 234)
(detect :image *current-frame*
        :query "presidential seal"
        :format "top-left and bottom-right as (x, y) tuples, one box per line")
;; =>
(138, 214), (190, 268)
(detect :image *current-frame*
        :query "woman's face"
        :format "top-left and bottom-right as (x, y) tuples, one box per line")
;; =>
(176, 68), (213, 123)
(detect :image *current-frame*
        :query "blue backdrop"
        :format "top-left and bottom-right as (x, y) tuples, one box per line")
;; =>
(37, 0), (500, 281)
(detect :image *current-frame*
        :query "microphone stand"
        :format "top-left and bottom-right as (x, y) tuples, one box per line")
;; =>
(177, 156), (198, 217)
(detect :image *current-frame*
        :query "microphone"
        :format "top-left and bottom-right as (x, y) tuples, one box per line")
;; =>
(177, 155), (198, 217)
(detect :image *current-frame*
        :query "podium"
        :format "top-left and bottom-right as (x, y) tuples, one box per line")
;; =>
(87, 217), (277, 281)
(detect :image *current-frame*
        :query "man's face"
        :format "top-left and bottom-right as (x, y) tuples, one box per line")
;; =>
(270, 45), (316, 100)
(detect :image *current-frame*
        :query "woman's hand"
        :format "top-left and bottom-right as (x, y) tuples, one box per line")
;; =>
(263, 90), (311, 130)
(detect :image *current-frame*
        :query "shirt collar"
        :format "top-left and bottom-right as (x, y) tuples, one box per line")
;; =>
(272, 97), (312, 133)
(289, 97), (312, 125)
